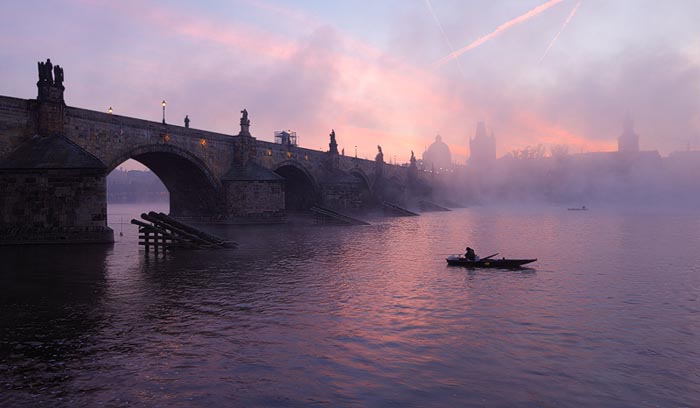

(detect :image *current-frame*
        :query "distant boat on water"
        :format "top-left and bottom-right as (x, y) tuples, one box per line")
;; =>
(567, 205), (588, 211)
(446, 255), (537, 268)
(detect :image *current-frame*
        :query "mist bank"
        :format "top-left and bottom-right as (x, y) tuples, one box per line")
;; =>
(107, 168), (167, 204)
(429, 150), (700, 209)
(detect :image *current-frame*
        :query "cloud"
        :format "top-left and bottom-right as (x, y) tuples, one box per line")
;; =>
(2, 0), (699, 165)
(534, 44), (700, 153)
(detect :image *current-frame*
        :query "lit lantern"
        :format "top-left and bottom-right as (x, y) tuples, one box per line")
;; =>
(267, 149), (272, 156)
(200, 138), (207, 147)
(287, 151), (292, 158)
(304, 154), (309, 161)
(164, 133), (170, 142)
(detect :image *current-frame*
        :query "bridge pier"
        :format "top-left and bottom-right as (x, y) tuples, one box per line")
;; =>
(0, 60), (113, 244)
(221, 161), (285, 223)
(0, 138), (114, 244)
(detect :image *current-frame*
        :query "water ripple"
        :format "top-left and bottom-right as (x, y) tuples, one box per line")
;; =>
(1, 205), (699, 407)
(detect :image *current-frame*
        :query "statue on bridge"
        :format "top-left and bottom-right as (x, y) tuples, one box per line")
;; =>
(53, 65), (64, 87)
(37, 58), (53, 84)
(375, 145), (384, 163)
(37, 59), (64, 88)
(329, 129), (338, 154)
(239, 108), (252, 136)
(36, 58), (65, 103)
(184, 115), (190, 128)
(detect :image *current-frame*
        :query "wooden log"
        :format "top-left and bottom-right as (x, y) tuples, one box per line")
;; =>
(131, 219), (199, 248)
(152, 212), (236, 246)
(147, 212), (237, 248)
(152, 212), (221, 241)
(140, 213), (217, 247)
(382, 201), (419, 217)
(310, 206), (370, 225)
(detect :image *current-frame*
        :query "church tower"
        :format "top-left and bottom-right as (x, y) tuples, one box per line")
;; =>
(618, 114), (639, 153)
(469, 121), (496, 166)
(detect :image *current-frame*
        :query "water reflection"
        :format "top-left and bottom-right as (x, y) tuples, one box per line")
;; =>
(1, 204), (699, 407)
(0, 244), (111, 406)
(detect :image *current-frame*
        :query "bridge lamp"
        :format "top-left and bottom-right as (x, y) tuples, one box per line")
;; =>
(108, 106), (113, 114)
(355, 145), (357, 158)
(162, 100), (166, 124)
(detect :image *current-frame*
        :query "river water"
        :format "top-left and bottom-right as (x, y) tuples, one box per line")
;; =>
(1, 203), (699, 407)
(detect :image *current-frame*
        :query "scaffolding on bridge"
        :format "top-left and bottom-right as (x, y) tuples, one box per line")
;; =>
(274, 130), (297, 146)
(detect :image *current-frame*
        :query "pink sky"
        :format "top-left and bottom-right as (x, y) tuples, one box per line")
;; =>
(1, 0), (698, 167)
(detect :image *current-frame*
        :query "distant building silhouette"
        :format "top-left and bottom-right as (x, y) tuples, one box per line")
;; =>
(618, 114), (639, 153)
(469, 121), (496, 166)
(422, 134), (452, 171)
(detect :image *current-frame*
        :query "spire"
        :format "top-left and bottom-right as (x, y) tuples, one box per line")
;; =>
(475, 121), (487, 140)
(623, 112), (634, 134)
(618, 113), (639, 153)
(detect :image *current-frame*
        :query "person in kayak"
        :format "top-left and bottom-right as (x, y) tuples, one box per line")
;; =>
(465, 247), (477, 261)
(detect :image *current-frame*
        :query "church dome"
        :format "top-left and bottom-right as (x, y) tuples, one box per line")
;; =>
(422, 134), (452, 170)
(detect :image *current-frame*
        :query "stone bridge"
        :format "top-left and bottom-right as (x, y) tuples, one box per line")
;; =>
(0, 60), (430, 244)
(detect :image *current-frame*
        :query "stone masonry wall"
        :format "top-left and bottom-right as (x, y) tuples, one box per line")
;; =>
(223, 180), (284, 222)
(0, 96), (35, 160)
(253, 140), (415, 193)
(65, 107), (235, 179)
(319, 183), (365, 209)
(0, 168), (113, 244)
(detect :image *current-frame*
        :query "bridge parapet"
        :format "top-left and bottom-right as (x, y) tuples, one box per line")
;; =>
(65, 107), (235, 178)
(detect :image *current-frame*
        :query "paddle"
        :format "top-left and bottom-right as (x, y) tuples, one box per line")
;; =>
(480, 253), (499, 260)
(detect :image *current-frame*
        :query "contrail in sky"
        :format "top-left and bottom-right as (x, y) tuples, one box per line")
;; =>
(433, 0), (564, 68)
(424, 0), (465, 75)
(539, 1), (581, 63)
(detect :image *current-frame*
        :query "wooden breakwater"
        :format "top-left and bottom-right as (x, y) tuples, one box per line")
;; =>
(382, 202), (419, 217)
(419, 200), (451, 212)
(310, 206), (370, 225)
(131, 212), (237, 252)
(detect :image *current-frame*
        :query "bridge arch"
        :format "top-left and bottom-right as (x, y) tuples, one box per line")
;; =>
(349, 167), (374, 207)
(385, 174), (407, 203)
(349, 167), (372, 190)
(274, 160), (319, 210)
(107, 144), (223, 218)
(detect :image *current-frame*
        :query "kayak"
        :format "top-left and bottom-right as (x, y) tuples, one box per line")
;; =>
(446, 255), (536, 268)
